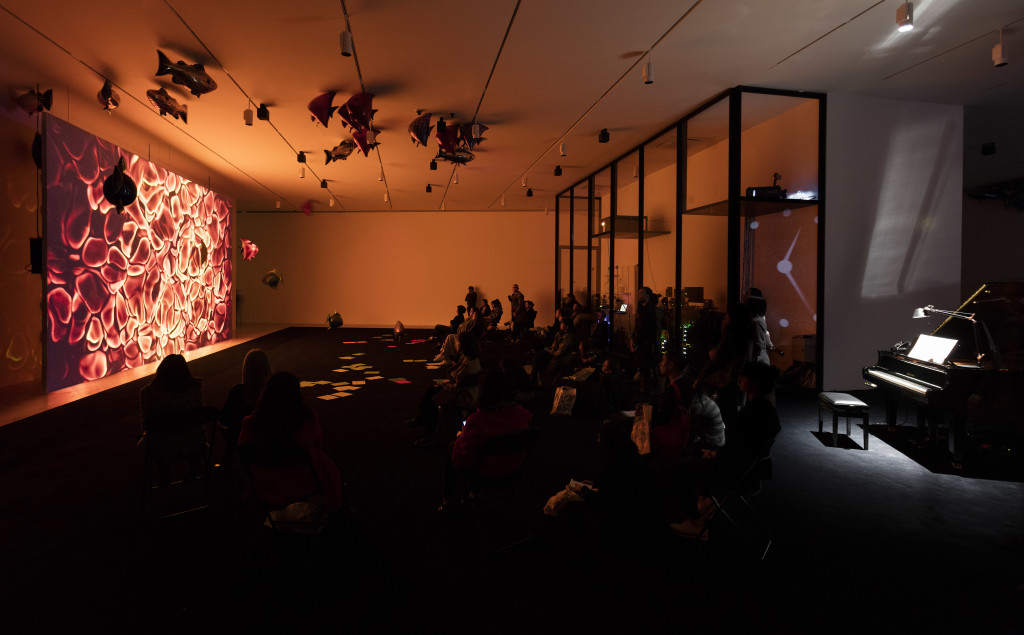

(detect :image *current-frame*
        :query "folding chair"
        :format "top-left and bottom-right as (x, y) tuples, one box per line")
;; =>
(141, 405), (219, 518)
(471, 427), (541, 554)
(702, 439), (775, 560)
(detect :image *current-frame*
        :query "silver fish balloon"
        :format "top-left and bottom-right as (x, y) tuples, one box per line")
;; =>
(156, 50), (217, 97)
(96, 79), (119, 111)
(436, 148), (475, 165)
(408, 112), (433, 146)
(262, 269), (283, 289)
(146, 88), (188, 123)
(16, 88), (52, 115)
(324, 140), (355, 164)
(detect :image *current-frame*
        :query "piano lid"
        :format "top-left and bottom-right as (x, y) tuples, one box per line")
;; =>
(930, 282), (1024, 369)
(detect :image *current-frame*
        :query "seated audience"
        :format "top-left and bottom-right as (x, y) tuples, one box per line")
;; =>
(238, 371), (344, 511)
(140, 354), (205, 486)
(219, 348), (273, 470)
(694, 302), (755, 426)
(651, 350), (726, 460)
(500, 357), (535, 405)
(487, 299), (504, 333)
(479, 298), (491, 319)
(434, 306), (480, 364)
(412, 332), (482, 446)
(530, 319), (579, 386)
(433, 305), (466, 341)
(669, 361), (780, 538)
(440, 369), (533, 511)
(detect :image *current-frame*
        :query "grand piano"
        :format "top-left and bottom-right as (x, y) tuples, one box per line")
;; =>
(863, 282), (1024, 466)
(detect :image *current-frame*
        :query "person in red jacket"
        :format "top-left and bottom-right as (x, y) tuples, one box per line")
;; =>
(440, 367), (533, 511)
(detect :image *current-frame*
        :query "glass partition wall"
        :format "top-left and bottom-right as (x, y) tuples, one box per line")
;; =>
(554, 86), (825, 387)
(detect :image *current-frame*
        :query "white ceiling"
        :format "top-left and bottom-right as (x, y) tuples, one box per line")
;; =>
(0, 0), (1020, 213)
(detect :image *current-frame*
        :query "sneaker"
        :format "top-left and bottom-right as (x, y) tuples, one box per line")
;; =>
(670, 517), (708, 540)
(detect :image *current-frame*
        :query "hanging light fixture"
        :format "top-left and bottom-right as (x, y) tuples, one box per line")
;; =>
(243, 104), (254, 126)
(642, 51), (653, 85)
(256, 103), (270, 121)
(275, 200), (281, 209)
(437, 117), (446, 133)
(471, 122), (481, 138)
(340, 30), (354, 56)
(441, 201), (446, 211)
(321, 179), (328, 188)
(384, 191), (389, 202)
(300, 165), (306, 178)
(897, 2), (913, 32)
(501, 195), (506, 206)
(298, 151), (306, 178)
(522, 177), (528, 187)
(993, 29), (1008, 67)
(554, 165), (562, 177)
(559, 142), (567, 157)
(526, 188), (534, 197)
(633, 164), (639, 178)
(598, 128), (610, 143)
(366, 129), (376, 145)
(453, 170), (459, 185)
(378, 168), (383, 181)
(329, 197), (335, 207)
(426, 184), (432, 193)
(430, 159), (437, 171)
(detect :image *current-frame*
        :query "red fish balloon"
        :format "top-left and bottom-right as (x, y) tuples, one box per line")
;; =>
(240, 238), (259, 261)
(337, 92), (375, 132)
(352, 127), (381, 157)
(97, 79), (120, 111)
(436, 123), (460, 155)
(308, 91), (337, 127)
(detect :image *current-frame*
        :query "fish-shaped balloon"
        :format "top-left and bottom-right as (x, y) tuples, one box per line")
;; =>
(408, 112), (433, 146)
(156, 50), (217, 97)
(96, 79), (119, 111)
(16, 88), (52, 115)
(302, 201), (312, 216)
(337, 92), (375, 132)
(326, 312), (344, 329)
(102, 157), (138, 213)
(324, 140), (355, 164)
(146, 87), (188, 123)
(351, 128), (380, 157)
(240, 238), (259, 261)
(459, 123), (488, 150)
(262, 269), (283, 288)
(436, 148), (475, 165)
(436, 123), (461, 155)
(308, 91), (337, 128)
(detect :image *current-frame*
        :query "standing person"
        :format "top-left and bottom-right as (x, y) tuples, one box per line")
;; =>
(746, 289), (775, 365)
(508, 284), (525, 326)
(633, 286), (660, 396)
(465, 286), (478, 313)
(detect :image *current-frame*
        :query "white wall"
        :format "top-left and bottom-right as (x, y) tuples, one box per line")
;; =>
(236, 210), (554, 329)
(825, 93), (963, 389)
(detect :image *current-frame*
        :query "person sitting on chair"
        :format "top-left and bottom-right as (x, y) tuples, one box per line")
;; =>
(434, 306), (480, 364)
(219, 348), (273, 470)
(140, 354), (205, 487)
(530, 319), (579, 386)
(440, 369), (533, 512)
(412, 332), (483, 447)
(238, 371), (344, 511)
(433, 305), (466, 341)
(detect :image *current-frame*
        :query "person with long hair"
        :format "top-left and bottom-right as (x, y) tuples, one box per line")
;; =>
(218, 348), (272, 469)
(238, 372), (343, 510)
(139, 354), (205, 486)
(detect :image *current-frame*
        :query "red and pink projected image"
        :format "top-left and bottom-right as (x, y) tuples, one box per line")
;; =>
(45, 116), (233, 392)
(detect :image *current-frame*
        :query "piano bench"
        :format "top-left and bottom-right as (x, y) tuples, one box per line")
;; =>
(818, 392), (870, 450)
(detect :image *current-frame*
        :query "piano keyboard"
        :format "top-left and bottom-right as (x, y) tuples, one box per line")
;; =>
(864, 369), (941, 395)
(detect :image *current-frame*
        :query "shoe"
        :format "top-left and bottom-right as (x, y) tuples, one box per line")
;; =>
(432, 353), (446, 363)
(413, 437), (437, 448)
(670, 517), (708, 540)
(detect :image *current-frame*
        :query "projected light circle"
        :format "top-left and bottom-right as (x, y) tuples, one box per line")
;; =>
(45, 117), (233, 391)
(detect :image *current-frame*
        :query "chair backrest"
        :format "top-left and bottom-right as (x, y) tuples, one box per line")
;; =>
(482, 427), (539, 458)
(237, 442), (321, 508)
(148, 405), (219, 432)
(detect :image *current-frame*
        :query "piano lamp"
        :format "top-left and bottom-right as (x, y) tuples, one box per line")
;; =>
(912, 305), (975, 321)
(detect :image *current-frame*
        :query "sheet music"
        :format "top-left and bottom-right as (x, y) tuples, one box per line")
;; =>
(907, 334), (959, 365)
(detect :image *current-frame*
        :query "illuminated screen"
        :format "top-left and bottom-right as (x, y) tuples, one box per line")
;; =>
(44, 116), (233, 392)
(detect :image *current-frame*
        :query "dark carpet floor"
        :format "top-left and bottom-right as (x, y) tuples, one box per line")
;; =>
(2, 327), (1023, 633)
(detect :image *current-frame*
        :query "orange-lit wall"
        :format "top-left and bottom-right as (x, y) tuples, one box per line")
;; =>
(236, 210), (554, 328)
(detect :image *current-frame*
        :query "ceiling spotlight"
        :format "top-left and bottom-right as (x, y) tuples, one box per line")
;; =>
(321, 179), (327, 188)
(559, 142), (567, 157)
(426, 184), (432, 193)
(897, 2), (913, 32)
(471, 122), (481, 138)
(994, 29), (1008, 67)
(275, 200), (281, 209)
(633, 164), (639, 178)
(243, 107), (253, 126)
(642, 58), (653, 85)
(366, 129), (376, 145)
(501, 195), (506, 206)
(598, 128), (610, 143)
(329, 197), (334, 207)
(526, 188), (534, 197)
(297, 151), (306, 163)
(300, 165), (306, 178)
(453, 171), (459, 185)
(441, 201), (446, 211)
(430, 159), (437, 171)
(554, 165), (562, 177)
(384, 191), (389, 202)
(340, 30), (354, 57)
(256, 103), (270, 121)
(378, 168), (383, 181)
(522, 177), (528, 187)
